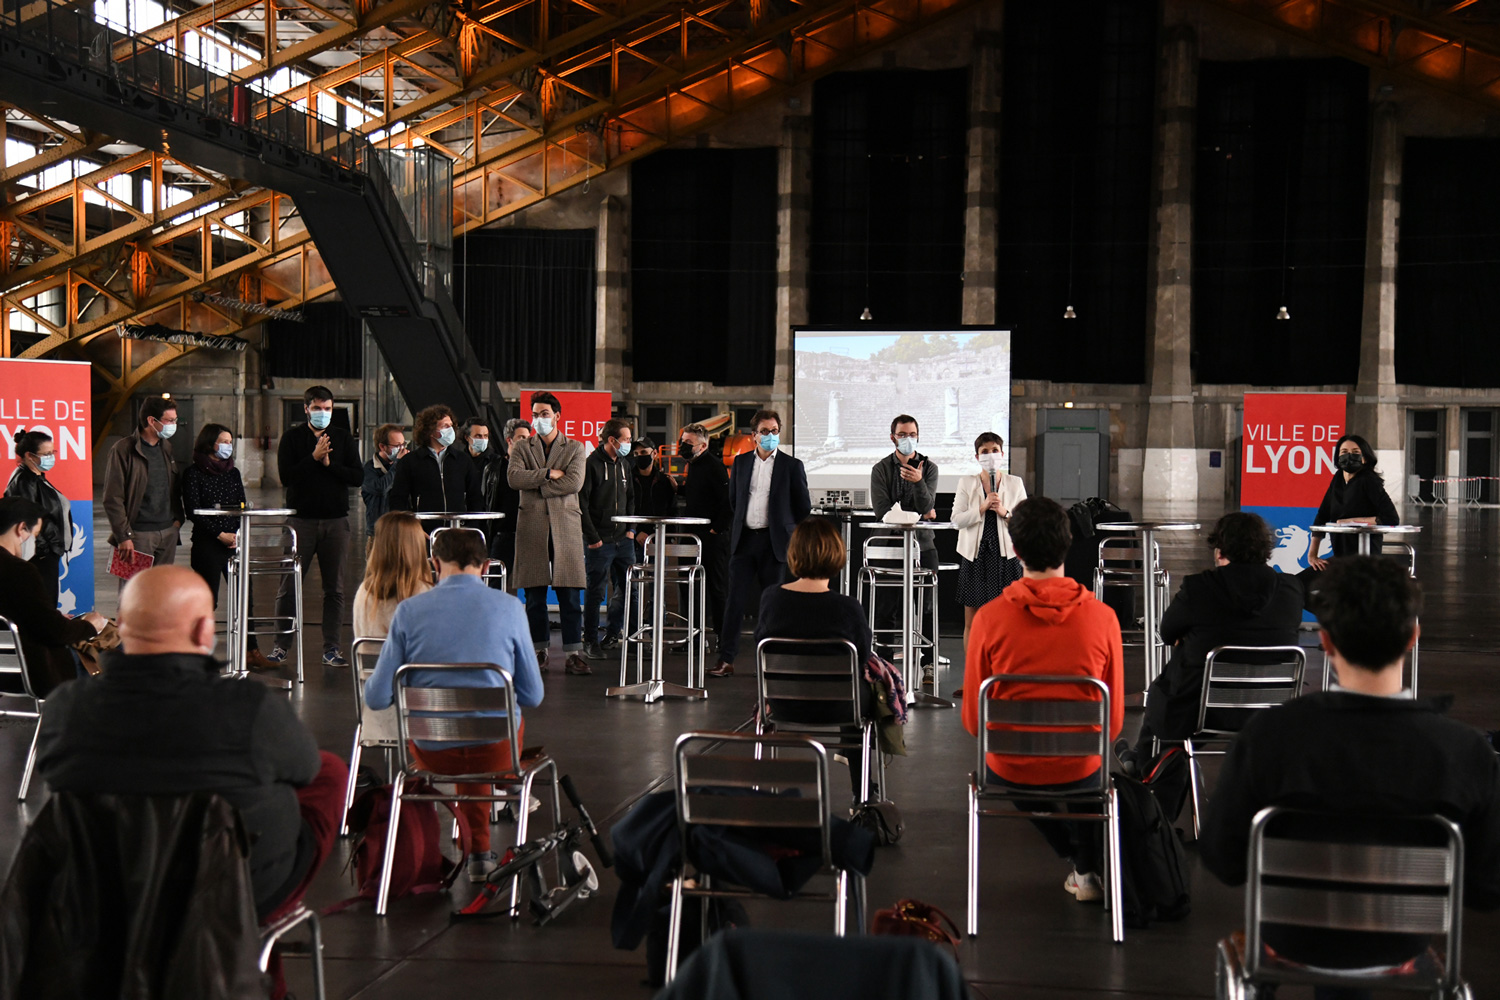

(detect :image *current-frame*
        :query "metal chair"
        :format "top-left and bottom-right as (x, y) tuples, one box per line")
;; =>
(967, 674), (1124, 942)
(856, 532), (939, 682)
(1094, 535), (1169, 656)
(666, 731), (858, 983)
(1183, 646), (1306, 838)
(228, 521), (304, 683)
(754, 637), (883, 805)
(339, 637), (393, 836)
(1215, 807), (1472, 999)
(377, 662), (561, 916)
(621, 532), (707, 689)
(259, 903), (326, 1000)
(0, 615), (43, 801)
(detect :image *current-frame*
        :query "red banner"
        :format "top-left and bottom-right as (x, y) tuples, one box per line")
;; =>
(517, 389), (614, 450)
(1240, 392), (1346, 508)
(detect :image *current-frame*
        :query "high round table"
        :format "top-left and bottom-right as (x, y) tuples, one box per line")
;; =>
(810, 506), (875, 595)
(193, 506), (296, 683)
(605, 514), (710, 704)
(411, 511), (507, 535)
(867, 519), (959, 709)
(1310, 522), (1422, 557)
(1094, 520), (1200, 689)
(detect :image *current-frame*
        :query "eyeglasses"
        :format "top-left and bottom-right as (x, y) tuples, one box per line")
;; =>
(893, 432), (918, 440)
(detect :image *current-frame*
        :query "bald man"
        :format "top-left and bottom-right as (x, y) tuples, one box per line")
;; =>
(35, 565), (348, 929)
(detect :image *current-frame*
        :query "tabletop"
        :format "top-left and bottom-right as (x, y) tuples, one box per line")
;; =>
(412, 511), (506, 520)
(613, 515), (711, 525)
(1095, 521), (1201, 532)
(868, 520), (959, 531)
(191, 506), (296, 518)
(1312, 522), (1422, 534)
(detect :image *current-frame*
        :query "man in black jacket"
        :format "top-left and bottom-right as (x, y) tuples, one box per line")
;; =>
(1199, 557), (1500, 985)
(387, 403), (485, 515)
(36, 565), (348, 925)
(679, 422), (729, 643)
(579, 419), (636, 660)
(1121, 511), (1304, 767)
(484, 419), (532, 592)
(273, 385), (363, 669)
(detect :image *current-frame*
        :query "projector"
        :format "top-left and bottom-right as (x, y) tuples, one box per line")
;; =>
(811, 488), (870, 509)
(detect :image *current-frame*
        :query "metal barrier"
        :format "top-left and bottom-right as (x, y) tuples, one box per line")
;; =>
(1411, 476), (1490, 507)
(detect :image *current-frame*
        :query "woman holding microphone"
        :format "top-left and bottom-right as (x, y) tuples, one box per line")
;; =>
(952, 432), (1028, 645)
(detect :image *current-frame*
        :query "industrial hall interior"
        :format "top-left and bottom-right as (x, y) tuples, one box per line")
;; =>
(5, 0), (1500, 997)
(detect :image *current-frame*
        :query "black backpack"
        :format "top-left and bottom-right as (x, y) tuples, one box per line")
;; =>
(1111, 772), (1191, 928)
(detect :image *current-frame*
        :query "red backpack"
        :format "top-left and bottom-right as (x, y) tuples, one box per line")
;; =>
(330, 781), (473, 911)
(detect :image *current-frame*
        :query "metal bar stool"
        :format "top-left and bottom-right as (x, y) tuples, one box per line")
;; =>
(856, 533), (939, 670)
(620, 532), (707, 690)
(228, 521), (304, 684)
(429, 525), (508, 592)
(0, 615), (44, 800)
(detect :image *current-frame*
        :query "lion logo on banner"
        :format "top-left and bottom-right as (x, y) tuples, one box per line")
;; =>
(1270, 525), (1311, 575)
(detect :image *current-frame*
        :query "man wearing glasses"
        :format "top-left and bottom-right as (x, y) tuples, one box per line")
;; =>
(869, 415), (939, 669)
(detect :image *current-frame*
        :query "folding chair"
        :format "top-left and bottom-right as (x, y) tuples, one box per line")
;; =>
(666, 731), (860, 983)
(259, 904), (326, 1000)
(1183, 645), (1306, 838)
(339, 637), (392, 835)
(1216, 807), (1472, 1000)
(376, 663), (561, 916)
(755, 637), (883, 805)
(966, 674), (1123, 942)
(0, 615), (43, 801)
(621, 532), (707, 688)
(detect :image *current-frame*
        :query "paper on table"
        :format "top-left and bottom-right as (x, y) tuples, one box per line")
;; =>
(882, 503), (918, 525)
(108, 546), (154, 581)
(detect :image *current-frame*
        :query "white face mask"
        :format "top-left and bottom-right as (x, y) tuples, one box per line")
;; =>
(20, 531), (36, 562)
(532, 416), (554, 437)
(978, 453), (1004, 473)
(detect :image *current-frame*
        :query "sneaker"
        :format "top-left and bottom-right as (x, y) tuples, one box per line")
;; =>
(1064, 869), (1103, 903)
(498, 794), (542, 824)
(582, 642), (608, 660)
(599, 633), (621, 651)
(564, 653), (592, 675)
(1114, 738), (1140, 778)
(266, 646), (288, 664)
(245, 649), (278, 673)
(537, 648), (550, 674)
(707, 660), (734, 678)
(467, 851), (499, 884)
(322, 646), (349, 668)
(921, 666), (935, 687)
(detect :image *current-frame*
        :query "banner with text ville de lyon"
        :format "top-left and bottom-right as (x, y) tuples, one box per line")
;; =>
(1241, 392), (1345, 575)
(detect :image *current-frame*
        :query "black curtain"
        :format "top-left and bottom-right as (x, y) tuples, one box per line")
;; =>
(630, 148), (777, 385)
(264, 300), (361, 378)
(453, 229), (595, 382)
(809, 69), (968, 326)
(998, 0), (1156, 384)
(1395, 138), (1500, 387)
(1194, 59), (1369, 384)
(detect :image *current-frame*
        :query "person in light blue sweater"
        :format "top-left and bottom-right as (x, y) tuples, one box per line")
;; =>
(365, 527), (543, 881)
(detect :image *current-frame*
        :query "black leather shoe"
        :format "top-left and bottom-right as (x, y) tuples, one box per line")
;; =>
(565, 653), (593, 675)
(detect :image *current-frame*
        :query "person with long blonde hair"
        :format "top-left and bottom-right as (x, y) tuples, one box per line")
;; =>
(354, 512), (432, 637)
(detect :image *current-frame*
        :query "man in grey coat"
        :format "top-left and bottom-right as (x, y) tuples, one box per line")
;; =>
(870, 414), (939, 666)
(507, 391), (589, 674)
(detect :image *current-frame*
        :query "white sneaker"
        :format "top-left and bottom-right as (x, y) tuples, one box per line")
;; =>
(1064, 869), (1103, 903)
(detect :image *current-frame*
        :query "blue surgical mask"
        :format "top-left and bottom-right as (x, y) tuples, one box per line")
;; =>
(438, 426), (456, 448)
(616, 441), (632, 457)
(308, 409), (331, 430)
(533, 416), (554, 437)
(759, 433), (779, 453)
(158, 420), (177, 440)
(471, 438), (489, 454)
(895, 437), (917, 456)
(216, 442), (233, 460)
(38, 454), (56, 473)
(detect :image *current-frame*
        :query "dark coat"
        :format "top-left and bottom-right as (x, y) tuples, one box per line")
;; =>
(633, 467), (678, 520)
(483, 454), (519, 532)
(36, 653), (321, 909)
(728, 450), (811, 563)
(4, 466), (71, 561)
(361, 454), (397, 537)
(1147, 562), (1304, 739)
(180, 460), (247, 544)
(1312, 469), (1400, 558)
(0, 791), (264, 1000)
(387, 446), (484, 515)
(0, 548), (95, 697)
(579, 448), (635, 546)
(681, 452), (730, 534)
(102, 430), (181, 546)
(276, 422), (362, 520)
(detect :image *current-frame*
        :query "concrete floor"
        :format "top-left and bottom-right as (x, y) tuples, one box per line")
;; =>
(2, 497), (1497, 998)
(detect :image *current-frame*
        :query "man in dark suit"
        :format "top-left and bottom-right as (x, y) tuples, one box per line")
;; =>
(708, 409), (811, 678)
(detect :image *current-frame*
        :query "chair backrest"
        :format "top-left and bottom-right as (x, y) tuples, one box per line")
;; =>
(644, 532), (702, 566)
(0, 614), (36, 701)
(1381, 541), (1417, 579)
(393, 663), (521, 775)
(349, 636), (387, 742)
(755, 637), (863, 729)
(673, 731), (833, 870)
(861, 532), (914, 568)
(1095, 535), (1159, 575)
(1197, 645), (1307, 735)
(1246, 806), (1464, 986)
(974, 674), (1111, 794)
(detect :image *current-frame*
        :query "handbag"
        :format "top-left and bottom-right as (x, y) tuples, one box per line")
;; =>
(871, 898), (962, 960)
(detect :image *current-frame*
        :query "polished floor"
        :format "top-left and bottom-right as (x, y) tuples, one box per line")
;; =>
(2, 497), (1497, 998)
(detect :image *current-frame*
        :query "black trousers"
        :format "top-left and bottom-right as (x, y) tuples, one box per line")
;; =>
(191, 540), (259, 651)
(718, 529), (786, 664)
(873, 546), (940, 664)
(676, 530), (728, 637)
(30, 553), (60, 610)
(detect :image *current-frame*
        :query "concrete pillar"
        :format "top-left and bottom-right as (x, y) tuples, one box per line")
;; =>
(962, 23), (1002, 326)
(1350, 101), (1404, 485)
(1143, 25), (1199, 506)
(593, 193), (628, 392)
(944, 386), (963, 443)
(774, 114), (812, 438)
(824, 391), (844, 448)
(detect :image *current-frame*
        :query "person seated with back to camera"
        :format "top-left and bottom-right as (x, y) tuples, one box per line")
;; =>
(34, 564), (347, 999)
(962, 496), (1124, 904)
(1118, 511), (1303, 776)
(364, 527), (544, 884)
(0, 497), (104, 696)
(1200, 557), (1500, 998)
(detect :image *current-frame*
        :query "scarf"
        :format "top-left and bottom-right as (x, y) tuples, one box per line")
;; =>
(194, 451), (235, 475)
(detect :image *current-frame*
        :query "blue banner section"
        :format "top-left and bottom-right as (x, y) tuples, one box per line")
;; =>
(1244, 505), (1326, 575)
(58, 499), (95, 614)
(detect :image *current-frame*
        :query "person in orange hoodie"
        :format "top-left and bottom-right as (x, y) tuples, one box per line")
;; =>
(962, 496), (1125, 903)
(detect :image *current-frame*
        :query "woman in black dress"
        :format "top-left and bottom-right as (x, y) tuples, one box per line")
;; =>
(1304, 433), (1400, 571)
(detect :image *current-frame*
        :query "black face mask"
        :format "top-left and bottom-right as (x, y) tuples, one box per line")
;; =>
(681, 441), (697, 461)
(636, 455), (654, 472)
(1336, 452), (1364, 473)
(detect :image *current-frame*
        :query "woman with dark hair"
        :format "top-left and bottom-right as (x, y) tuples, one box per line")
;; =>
(4, 429), (73, 608)
(1305, 433), (1400, 571)
(180, 423), (272, 670)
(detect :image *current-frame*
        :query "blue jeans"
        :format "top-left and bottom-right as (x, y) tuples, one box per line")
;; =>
(585, 539), (635, 643)
(524, 586), (583, 652)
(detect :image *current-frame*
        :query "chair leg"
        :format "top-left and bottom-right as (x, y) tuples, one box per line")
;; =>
(966, 780), (979, 937)
(835, 869), (848, 935)
(1106, 786), (1125, 943)
(1187, 741), (1204, 839)
(619, 575), (633, 686)
(374, 772), (406, 916)
(306, 907), (326, 1000)
(293, 562), (305, 685)
(340, 727), (363, 836)
(665, 874), (686, 983)
(858, 724), (872, 805)
(17, 715), (41, 801)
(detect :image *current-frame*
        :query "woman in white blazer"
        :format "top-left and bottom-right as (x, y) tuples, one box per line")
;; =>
(951, 432), (1028, 642)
